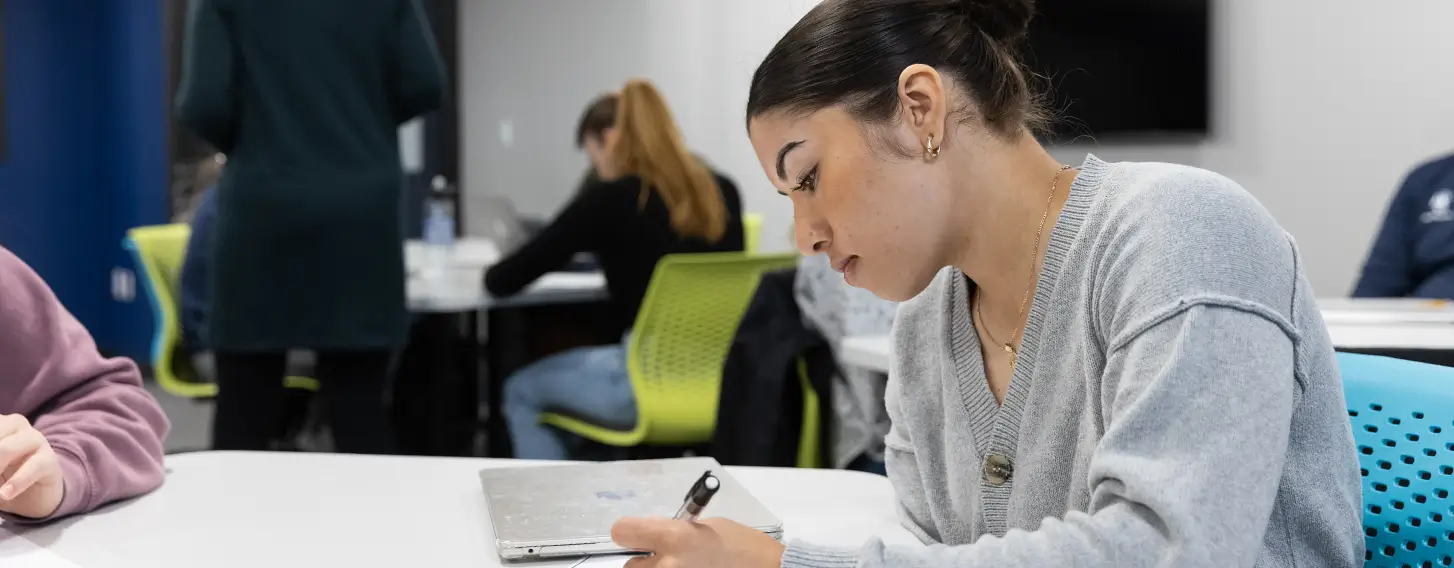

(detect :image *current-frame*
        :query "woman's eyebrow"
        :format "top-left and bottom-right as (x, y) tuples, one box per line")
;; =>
(775, 140), (806, 182)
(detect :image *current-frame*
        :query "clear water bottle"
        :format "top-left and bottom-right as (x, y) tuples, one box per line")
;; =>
(421, 175), (456, 282)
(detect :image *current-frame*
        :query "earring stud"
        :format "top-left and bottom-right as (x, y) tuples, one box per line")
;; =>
(924, 133), (941, 161)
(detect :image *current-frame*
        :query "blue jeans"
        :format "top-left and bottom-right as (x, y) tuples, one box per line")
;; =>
(503, 341), (637, 460)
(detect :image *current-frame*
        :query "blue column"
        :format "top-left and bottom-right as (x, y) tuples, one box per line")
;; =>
(0, 0), (167, 358)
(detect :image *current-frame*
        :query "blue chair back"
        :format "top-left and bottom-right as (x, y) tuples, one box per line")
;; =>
(1338, 352), (1454, 567)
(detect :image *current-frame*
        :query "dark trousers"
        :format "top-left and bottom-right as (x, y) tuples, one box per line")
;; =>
(212, 350), (396, 454)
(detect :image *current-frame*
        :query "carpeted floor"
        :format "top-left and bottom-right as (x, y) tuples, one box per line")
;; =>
(145, 380), (214, 454)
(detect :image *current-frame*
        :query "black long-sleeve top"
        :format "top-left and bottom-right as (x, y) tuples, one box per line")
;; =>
(484, 173), (745, 335)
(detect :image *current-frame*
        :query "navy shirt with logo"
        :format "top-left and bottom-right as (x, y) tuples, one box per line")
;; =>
(1354, 153), (1454, 298)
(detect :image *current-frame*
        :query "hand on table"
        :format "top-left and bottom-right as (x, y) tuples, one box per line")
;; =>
(0, 414), (63, 519)
(611, 516), (785, 568)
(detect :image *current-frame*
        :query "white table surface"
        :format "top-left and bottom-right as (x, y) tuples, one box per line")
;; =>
(1318, 298), (1454, 324)
(839, 335), (895, 374)
(404, 238), (607, 313)
(408, 269), (608, 313)
(405, 238), (504, 272)
(840, 298), (1454, 374)
(1, 452), (912, 568)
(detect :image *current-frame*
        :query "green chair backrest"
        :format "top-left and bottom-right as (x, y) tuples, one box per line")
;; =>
(124, 224), (216, 398)
(743, 213), (763, 254)
(627, 252), (798, 445)
(124, 224), (319, 397)
(795, 358), (822, 468)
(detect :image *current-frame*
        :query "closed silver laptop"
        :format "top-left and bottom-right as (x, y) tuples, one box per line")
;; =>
(479, 457), (783, 560)
(464, 194), (530, 254)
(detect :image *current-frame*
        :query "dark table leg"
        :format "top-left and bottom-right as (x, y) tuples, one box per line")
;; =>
(484, 309), (526, 458)
(393, 315), (442, 455)
(394, 312), (479, 457)
(459, 310), (482, 456)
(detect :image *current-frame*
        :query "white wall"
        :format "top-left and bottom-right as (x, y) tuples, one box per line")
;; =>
(459, 0), (819, 247)
(1052, 0), (1454, 295)
(460, 0), (648, 217)
(460, 0), (1454, 296)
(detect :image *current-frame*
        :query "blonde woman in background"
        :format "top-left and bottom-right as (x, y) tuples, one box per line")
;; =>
(485, 79), (745, 460)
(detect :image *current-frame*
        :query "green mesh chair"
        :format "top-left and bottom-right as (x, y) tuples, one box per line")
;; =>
(541, 252), (798, 448)
(795, 358), (822, 468)
(743, 213), (764, 254)
(124, 224), (318, 398)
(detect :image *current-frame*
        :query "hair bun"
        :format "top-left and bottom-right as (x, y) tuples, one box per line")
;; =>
(956, 0), (1035, 43)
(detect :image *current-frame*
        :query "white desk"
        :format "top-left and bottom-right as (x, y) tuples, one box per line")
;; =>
(1317, 298), (1454, 324)
(405, 238), (504, 272)
(403, 238), (607, 313)
(2, 452), (912, 568)
(1316, 298), (1454, 350)
(839, 299), (1454, 374)
(408, 270), (608, 313)
(1320, 322), (1454, 350)
(840, 335), (894, 374)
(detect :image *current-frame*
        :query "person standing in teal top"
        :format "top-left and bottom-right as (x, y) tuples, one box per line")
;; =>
(175, 0), (446, 454)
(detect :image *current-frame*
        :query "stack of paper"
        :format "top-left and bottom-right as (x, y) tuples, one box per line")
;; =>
(568, 555), (632, 567)
(0, 527), (84, 568)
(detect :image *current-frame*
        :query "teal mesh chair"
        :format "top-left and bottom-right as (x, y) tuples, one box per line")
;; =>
(1338, 352), (1454, 567)
(541, 252), (798, 448)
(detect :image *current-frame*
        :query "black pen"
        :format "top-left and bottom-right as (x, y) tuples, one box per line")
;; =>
(672, 470), (720, 523)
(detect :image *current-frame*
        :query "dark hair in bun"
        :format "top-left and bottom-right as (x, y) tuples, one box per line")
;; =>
(958, 0), (1035, 44)
(747, 0), (1047, 139)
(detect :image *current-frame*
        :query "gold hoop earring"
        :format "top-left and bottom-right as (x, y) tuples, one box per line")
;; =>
(924, 133), (941, 161)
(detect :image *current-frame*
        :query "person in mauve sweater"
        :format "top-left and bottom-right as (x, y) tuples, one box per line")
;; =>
(0, 246), (170, 523)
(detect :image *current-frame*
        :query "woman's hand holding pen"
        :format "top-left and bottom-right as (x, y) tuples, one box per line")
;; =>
(610, 470), (782, 566)
(610, 516), (785, 568)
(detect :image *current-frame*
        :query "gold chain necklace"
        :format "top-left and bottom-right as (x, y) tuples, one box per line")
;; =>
(975, 164), (1073, 371)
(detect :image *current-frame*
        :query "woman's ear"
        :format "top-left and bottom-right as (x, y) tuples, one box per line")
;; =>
(896, 64), (949, 150)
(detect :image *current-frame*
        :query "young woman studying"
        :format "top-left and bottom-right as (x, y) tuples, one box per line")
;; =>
(608, 0), (1364, 566)
(0, 247), (169, 523)
(486, 79), (745, 461)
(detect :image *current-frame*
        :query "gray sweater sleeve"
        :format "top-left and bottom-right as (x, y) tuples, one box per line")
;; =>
(879, 360), (940, 547)
(782, 302), (1298, 568)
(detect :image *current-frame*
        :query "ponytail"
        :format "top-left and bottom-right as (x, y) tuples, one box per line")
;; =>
(611, 79), (727, 243)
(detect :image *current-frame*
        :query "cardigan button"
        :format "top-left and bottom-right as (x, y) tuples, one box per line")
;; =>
(983, 454), (1014, 486)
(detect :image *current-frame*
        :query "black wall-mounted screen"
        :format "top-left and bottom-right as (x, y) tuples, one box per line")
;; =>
(1026, 0), (1211, 141)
